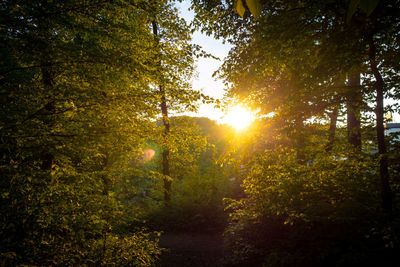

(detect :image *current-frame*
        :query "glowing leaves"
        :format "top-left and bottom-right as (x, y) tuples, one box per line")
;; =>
(235, 0), (262, 19)
(246, 0), (262, 19)
(235, 0), (245, 17)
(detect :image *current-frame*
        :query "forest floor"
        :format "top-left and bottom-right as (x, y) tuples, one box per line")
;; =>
(158, 231), (227, 266)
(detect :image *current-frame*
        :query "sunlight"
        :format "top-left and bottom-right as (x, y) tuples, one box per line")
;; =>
(221, 105), (255, 130)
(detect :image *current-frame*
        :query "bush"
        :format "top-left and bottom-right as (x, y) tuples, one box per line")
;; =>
(224, 147), (400, 266)
(1, 171), (162, 266)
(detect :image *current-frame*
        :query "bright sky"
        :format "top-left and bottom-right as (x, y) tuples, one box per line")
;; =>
(176, 1), (232, 122)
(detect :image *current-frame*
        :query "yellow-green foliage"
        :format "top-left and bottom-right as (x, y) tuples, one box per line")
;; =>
(1, 0), (197, 265)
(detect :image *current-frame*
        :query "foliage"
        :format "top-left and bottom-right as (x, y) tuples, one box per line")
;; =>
(224, 146), (400, 266)
(88, 231), (162, 266)
(134, 117), (236, 232)
(235, 0), (262, 19)
(2, 0), (399, 265)
(0, 0), (200, 265)
(190, 0), (400, 142)
(190, 4), (400, 265)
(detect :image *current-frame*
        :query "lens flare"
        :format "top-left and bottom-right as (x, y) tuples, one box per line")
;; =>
(142, 148), (155, 162)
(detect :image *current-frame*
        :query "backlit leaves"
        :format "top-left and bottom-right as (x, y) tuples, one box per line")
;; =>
(235, 0), (246, 17)
(245, 0), (262, 19)
(235, 0), (262, 19)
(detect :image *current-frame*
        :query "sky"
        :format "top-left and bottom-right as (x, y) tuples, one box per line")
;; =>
(176, 1), (233, 122)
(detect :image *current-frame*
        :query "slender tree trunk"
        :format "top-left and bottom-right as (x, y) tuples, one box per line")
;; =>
(160, 87), (171, 203)
(294, 118), (306, 164)
(37, 18), (56, 172)
(101, 152), (110, 196)
(152, 21), (171, 204)
(40, 62), (55, 171)
(326, 107), (338, 153)
(368, 34), (392, 215)
(326, 77), (344, 152)
(346, 71), (362, 151)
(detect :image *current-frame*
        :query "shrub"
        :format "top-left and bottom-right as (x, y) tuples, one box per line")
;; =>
(224, 147), (400, 266)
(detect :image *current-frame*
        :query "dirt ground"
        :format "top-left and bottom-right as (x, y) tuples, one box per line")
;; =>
(158, 232), (227, 266)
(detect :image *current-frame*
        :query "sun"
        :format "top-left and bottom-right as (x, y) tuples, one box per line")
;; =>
(221, 106), (255, 130)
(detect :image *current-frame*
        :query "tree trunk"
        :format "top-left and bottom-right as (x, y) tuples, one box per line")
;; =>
(152, 21), (171, 204)
(368, 34), (392, 215)
(40, 62), (55, 171)
(160, 88), (171, 203)
(346, 71), (362, 151)
(326, 107), (338, 153)
(326, 77), (344, 152)
(294, 118), (306, 164)
(101, 152), (110, 196)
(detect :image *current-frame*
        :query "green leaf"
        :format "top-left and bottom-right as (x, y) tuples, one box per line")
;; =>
(360, 0), (379, 16)
(347, 0), (361, 24)
(246, 0), (262, 19)
(347, 0), (379, 23)
(235, 0), (245, 18)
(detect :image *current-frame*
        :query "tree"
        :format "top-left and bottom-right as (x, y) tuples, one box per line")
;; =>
(190, 0), (399, 213)
(152, 19), (173, 204)
(147, 1), (204, 204)
(189, 0), (400, 265)
(0, 0), (200, 264)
